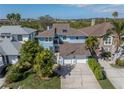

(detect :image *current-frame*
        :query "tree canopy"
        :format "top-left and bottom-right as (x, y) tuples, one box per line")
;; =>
(6, 13), (21, 25)
(39, 15), (54, 30)
(86, 36), (99, 58)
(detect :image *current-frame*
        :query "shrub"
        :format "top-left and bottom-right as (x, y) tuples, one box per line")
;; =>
(6, 71), (23, 83)
(88, 58), (106, 80)
(94, 67), (105, 80)
(88, 58), (100, 72)
(115, 59), (124, 66)
(16, 62), (32, 73)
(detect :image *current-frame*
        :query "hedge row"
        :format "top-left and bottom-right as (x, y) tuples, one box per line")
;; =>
(115, 58), (124, 66)
(88, 58), (106, 80)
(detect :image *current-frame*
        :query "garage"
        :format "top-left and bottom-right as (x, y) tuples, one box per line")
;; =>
(59, 43), (90, 65)
(62, 56), (88, 65)
(8, 55), (19, 64)
(63, 58), (87, 64)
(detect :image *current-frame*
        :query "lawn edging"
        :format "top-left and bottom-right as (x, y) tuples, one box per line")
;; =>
(87, 57), (115, 89)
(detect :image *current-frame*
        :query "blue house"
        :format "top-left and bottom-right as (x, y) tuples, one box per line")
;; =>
(36, 23), (90, 65)
(36, 22), (117, 65)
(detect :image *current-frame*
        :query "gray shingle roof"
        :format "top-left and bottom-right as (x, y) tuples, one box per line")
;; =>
(59, 42), (90, 57)
(36, 23), (87, 37)
(77, 22), (112, 36)
(37, 22), (113, 37)
(0, 39), (21, 55)
(0, 25), (36, 35)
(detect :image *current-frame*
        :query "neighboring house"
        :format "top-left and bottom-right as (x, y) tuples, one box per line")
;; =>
(0, 39), (21, 67)
(0, 26), (37, 68)
(0, 25), (36, 43)
(36, 22), (118, 65)
(78, 22), (118, 55)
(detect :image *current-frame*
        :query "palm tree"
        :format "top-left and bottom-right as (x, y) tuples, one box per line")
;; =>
(6, 13), (21, 25)
(112, 11), (118, 19)
(85, 36), (99, 58)
(108, 21), (124, 51)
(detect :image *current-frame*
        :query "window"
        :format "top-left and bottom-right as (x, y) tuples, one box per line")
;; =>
(45, 37), (48, 42)
(12, 36), (17, 41)
(49, 37), (53, 41)
(7, 36), (10, 38)
(104, 37), (112, 45)
(40, 37), (44, 41)
(63, 29), (67, 32)
(1, 36), (5, 38)
(76, 36), (79, 40)
(63, 36), (66, 40)
(18, 35), (22, 41)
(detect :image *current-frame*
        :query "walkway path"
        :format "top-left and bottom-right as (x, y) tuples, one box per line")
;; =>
(61, 63), (101, 89)
(100, 60), (124, 89)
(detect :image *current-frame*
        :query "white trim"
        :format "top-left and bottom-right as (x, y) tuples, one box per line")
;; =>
(0, 56), (4, 66)
(104, 36), (113, 45)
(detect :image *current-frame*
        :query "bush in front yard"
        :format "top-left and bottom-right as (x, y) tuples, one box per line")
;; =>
(7, 72), (23, 83)
(88, 58), (100, 72)
(5, 64), (24, 83)
(88, 58), (106, 80)
(94, 67), (105, 80)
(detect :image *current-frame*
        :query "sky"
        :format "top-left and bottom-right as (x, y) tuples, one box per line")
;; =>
(0, 4), (124, 19)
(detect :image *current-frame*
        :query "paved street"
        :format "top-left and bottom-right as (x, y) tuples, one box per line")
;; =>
(61, 63), (101, 89)
(0, 77), (5, 88)
(100, 60), (124, 89)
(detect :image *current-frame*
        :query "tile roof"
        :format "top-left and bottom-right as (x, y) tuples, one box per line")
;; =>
(59, 42), (90, 57)
(0, 25), (36, 35)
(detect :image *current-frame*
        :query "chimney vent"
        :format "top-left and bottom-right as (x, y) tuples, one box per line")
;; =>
(91, 19), (95, 26)
(47, 25), (52, 31)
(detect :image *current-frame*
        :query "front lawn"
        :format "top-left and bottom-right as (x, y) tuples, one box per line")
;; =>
(3, 73), (60, 89)
(98, 79), (115, 89)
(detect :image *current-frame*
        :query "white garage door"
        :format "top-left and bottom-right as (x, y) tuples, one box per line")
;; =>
(76, 58), (87, 63)
(64, 59), (72, 64)
(64, 57), (87, 64)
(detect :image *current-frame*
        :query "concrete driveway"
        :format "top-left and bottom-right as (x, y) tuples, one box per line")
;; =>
(100, 60), (124, 89)
(61, 63), (101, 89)
(0, 77), (5, 88)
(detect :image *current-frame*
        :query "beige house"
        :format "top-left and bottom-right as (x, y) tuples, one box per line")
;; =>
(78, 22), (118, 56)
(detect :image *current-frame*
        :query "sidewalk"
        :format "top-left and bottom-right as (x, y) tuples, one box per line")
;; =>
(99, 60), (124, 89)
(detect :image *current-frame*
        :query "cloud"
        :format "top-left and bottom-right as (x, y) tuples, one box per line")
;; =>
(64, 4), (93, 8)
(94, 4), (124, 13)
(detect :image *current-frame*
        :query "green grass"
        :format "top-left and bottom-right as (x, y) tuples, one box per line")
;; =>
(98, 79), (115, 89)
(4, 74), (60, 89)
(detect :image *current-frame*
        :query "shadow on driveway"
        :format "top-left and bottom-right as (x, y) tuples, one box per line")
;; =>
(54, 64), (75, 78)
